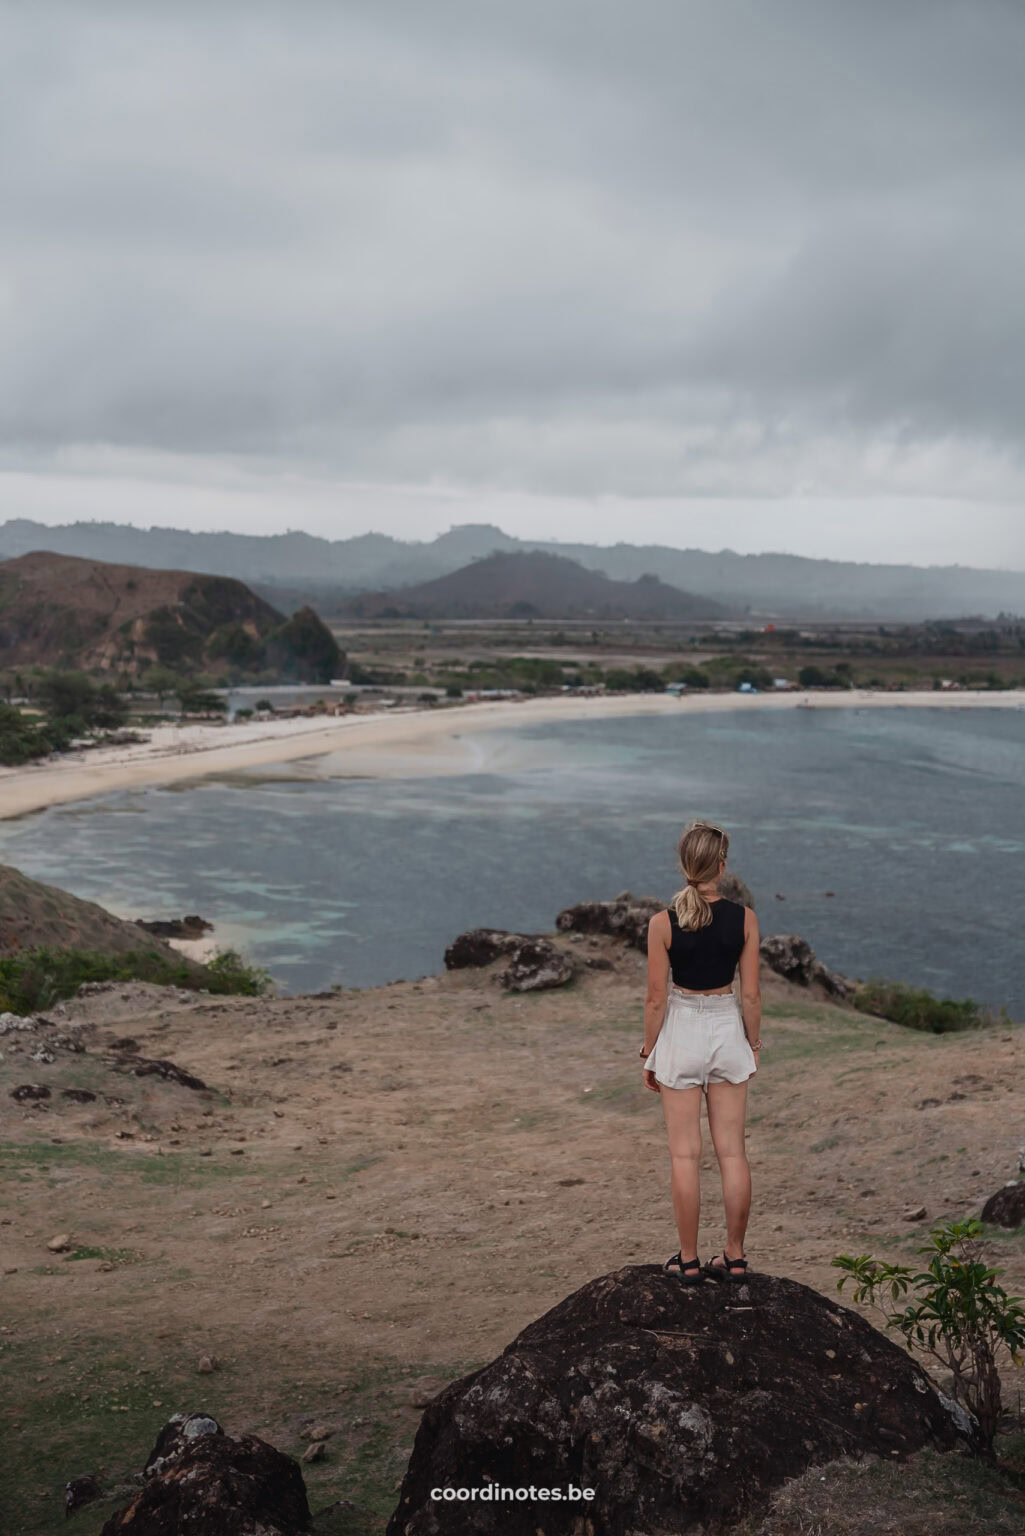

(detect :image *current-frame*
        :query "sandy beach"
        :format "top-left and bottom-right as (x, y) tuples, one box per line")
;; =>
(1, 687), (1023, 821)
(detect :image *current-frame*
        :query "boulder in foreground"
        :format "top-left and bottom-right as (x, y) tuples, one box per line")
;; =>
(387, 1266), (977, 1536)
(100, 1411), (312, 1534)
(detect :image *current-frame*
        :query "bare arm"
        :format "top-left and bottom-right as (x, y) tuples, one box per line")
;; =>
(643, 910), (671, 1056)
(738, 907), (762, 1050)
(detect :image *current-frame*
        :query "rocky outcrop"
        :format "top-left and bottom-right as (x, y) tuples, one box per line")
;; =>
(387, 1265), (976, 1536)
(555, 892), (665, 951)
(444, 930), (525, 969)
(556, 880), (755, 955)
(100, 1411), (312, 1534)
(980, 1180), (1025, 1228)
(716, 872), (755, 909)
(759, 934), (856, 1002)
(497, 939), (575, 993)
(105, 1053), (208, 1091)
(445, 930), (576, 992)
(135, 914), (213, 939)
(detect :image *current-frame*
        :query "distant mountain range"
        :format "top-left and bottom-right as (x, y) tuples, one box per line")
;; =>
(0, 552), (341, 680)
(341, 551), (729, 621)
(0, 518), (1022, 620)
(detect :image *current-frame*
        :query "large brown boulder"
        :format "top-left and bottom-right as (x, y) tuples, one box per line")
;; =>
(386, 1266), (977, 1536)
(100, 1411), (312, 1534)
(980, 1180), (1025, 1228)
(759, 934), (856, 1002)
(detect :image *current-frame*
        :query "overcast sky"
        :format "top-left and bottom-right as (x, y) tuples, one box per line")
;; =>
(2, 1), (1024, 567)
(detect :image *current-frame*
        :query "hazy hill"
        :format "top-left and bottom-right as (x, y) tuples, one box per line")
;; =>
(2, 518), (1023, 619)
(340, 550), (730, 620)
(0, 551), (341, 681)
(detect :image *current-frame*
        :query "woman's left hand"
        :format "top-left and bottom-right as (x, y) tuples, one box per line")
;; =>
(643, 1068), (661, 1094)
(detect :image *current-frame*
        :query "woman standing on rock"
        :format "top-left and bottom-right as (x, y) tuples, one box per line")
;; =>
(641, 821), (762, 1284)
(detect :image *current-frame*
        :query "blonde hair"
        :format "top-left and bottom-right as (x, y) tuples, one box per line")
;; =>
(671, 821), (729, 931)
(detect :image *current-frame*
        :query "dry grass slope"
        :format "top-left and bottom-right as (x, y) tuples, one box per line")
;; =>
(1, 934), (1023, 1531)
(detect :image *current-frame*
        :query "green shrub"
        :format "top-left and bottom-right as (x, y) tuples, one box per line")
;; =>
(853, 979), (987, 1033)
(671, 666), (711, 688)
(733, 665), (774, 690)
(176, 684), (227, 715)
(834, 1218), (1025, 1456)
(0, 703), (54, 765)
(798, 663), (853, 688)
(602, 666), (665, 692)
(0, 945), (272, 1015)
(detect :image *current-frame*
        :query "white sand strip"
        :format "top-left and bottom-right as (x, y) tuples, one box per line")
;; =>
(1, 688), (1023, 821)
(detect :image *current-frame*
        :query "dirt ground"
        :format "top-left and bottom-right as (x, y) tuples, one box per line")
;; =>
(2, 938), (1024, 1533)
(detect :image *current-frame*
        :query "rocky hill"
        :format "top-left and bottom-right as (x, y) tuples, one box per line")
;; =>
(0, 862), (188, 963)
(340, 550), (729, 621)
(0, 551), (341, 680)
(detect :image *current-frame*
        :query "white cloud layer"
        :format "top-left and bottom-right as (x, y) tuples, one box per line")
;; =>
(2, 1), (1024, 564)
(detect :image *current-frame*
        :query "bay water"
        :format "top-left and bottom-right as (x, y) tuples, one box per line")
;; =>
(1, 706), (1022, 1015)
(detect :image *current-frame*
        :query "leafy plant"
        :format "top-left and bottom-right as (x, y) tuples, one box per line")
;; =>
(853, 979), (991, 1033)
(834, 1219), (1025, 1456)
(0, 944), (272, 1015)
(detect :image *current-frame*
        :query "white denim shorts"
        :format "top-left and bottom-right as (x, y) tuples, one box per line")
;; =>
(644, 988), (757, 1091)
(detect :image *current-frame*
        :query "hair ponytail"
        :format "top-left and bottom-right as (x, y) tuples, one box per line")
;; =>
(671, 821), (729, 931)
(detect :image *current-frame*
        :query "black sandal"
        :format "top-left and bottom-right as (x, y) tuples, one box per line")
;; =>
(704, 1249), (748, 1283)
(663, 1252), (703, 1286)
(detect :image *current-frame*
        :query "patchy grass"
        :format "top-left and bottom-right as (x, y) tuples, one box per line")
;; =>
(303, 1357), (483, 1532)
(0, 1338), (485, 1536)
(580, 1072), (649, 1113)
(0, 1334), (232, 1535)
(64, 1245), (142, 1265)
(0, 944), (271, 1016)
(734, 1438), (1025, 1536)
(0, 1139), (256, 1187)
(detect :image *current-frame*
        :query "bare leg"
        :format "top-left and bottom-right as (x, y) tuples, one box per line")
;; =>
(705, 1080), (751, 1269)
(660, 1084), (704, 1259)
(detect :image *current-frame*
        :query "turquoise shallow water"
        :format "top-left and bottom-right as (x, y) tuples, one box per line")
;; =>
(0, 707), (1022, 1014)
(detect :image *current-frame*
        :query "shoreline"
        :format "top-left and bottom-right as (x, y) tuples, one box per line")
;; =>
(1, 687), (1023, 821)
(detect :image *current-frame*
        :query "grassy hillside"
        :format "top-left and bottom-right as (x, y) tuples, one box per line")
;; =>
(0, 552), (342, 681)
(0, 862), (190, 961)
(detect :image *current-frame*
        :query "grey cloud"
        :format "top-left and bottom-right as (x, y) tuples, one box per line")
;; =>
(1, 0), (1024, 507)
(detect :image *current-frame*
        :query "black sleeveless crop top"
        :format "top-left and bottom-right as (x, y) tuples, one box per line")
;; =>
(667, 899), (746, 989)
